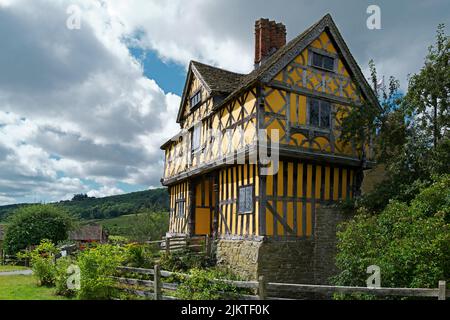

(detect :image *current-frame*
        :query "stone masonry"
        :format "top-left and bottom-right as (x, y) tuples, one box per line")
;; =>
(216, 205), (353, 289)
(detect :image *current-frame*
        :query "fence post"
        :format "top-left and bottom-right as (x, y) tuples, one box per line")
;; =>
(258, 275), (267, 300)
(438, 280), (446, 300)
(154, 264), (162, 300)
(165, 237), (170, 255)
(205, 236), (211, 257)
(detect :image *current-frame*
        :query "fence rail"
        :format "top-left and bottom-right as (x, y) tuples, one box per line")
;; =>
(145, 235), (211, 256)
(267, 282), (449, 299)
(113, 265), (448, 301)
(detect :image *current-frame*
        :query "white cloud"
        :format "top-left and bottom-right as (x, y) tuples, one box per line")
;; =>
(0, 0), (180, 204)
(87, 186), (124, 198)
(0, 0), (448, 204)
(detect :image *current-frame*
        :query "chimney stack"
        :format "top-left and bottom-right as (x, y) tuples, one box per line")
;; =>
(254, 18), (286, 67)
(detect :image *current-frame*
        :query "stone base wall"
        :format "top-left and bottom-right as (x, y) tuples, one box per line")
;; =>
(216, 239), (262, 280)
(216, 205), (352, 289)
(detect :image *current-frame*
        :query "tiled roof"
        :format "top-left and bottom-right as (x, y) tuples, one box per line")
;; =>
(191, 61), (244, 94)
(69, 225), (106, 241)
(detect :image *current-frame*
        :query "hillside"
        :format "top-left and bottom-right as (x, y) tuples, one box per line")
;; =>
(0, 188), (169, 221)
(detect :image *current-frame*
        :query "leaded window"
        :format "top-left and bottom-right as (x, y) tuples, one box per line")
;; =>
(308, 98), (331, 129)
(190, 91), (201, 109)
(238, 185), (254, 214)
(311, 52), (335, 71)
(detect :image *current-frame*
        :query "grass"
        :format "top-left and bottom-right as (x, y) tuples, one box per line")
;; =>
(0, 275), (70, 300)
(0, 265), (29, 272)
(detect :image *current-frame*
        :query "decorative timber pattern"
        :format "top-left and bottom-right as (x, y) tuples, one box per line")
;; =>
(168, 181), (189, 234)
(259, 160), (355, 238)
(263, 31), (365, 161)
(218, 163), (260, 236)
(163, 88), (258, 180)
(162, 14), (378, 240)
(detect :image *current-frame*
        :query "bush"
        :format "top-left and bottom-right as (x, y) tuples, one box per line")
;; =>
(175, 268), (242, 300)
(108, 235), (130, 246)
(159, 249), (213, 272)
(18, 239), (58, 286)
(4, 204), (74, 255)
(55, 256), (77, 297)
(76, 244), (126, 300)
(124, 243), (159, 269)
(333, 176), (450, 297)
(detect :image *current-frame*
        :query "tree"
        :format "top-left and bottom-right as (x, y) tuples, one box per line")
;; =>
(405, 24), (449, 149)
(334, 176), (450, 295)
(3, 204), (75, 255)
(71, 193), (90, 201)
(341, 24), (449, 213)
(127, 211), (169, 242)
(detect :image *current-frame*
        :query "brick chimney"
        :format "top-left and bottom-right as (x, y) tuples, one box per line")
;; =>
(254, 18), (286, 67)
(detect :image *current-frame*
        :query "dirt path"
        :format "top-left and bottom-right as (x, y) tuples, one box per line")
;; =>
(0, 270), (33, 276)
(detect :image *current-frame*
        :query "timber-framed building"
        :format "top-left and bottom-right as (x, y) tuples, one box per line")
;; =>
(160, 14), (379, 284)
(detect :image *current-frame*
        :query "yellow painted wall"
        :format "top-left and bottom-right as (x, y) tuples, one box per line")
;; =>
(263, 159), (355, 237)
(168, 181), (190, 234)
(194, 176), (213, 235)
(218, 163), (259, 236)
(164, 85), (258, 181)
(265, 31), (367, 159)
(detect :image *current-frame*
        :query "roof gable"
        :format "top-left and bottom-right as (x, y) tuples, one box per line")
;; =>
(176, 61), (244, 123)
(165, 14), (381, 149)
(260, 14), (381, 109)
(213, 14), (381, 112)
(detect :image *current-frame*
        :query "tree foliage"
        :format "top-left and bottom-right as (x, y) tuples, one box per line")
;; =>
(335, 25), (450, 297)
(341, 24), (449, 213)
(334, 176), (450, 293)
(404, 24), (449, 149)
(3, 204), (74, 255)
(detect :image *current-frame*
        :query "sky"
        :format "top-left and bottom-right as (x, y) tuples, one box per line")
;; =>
(0, 0), (448, 205)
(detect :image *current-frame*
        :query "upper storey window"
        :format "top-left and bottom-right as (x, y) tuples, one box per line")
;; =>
(190, 90), (202, 109)
(311, 51), (335, 72)
(191, 124), (201, 153)
(309, 98), (331, 129)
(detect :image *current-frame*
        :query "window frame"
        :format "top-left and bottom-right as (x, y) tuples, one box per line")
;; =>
(307, 98), (332, 130)
(191, 123), (202, 154)
(190, 90), (202, 110)
(308, 48), (337, 73)
(175, 198), (186, 218)
(238, 184), (254, 214)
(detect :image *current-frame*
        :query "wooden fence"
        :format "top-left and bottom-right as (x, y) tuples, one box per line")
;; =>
(113, 265), (449, 300)
(145, 235), (211, 256)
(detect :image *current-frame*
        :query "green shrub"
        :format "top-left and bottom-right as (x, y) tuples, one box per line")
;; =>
(18, 239), (58, 286)
(333, 176), (450, 298)
(109, 235), (130, 246)
(175, 268), (242, 300)
(55, 257), (77, 297)
(4, 204), (74, 255)
(124, 243), (159, 269)
(159, 249), (213, 272)
(76, 244), (126, 300)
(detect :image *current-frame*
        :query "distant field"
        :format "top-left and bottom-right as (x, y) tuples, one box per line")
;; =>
(84, 213), (146, 234)
(84, 211), (169, 241)
(0, 275), (70, 300)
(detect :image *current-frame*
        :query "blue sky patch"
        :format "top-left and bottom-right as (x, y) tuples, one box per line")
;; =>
(129, 47), (186, 96)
